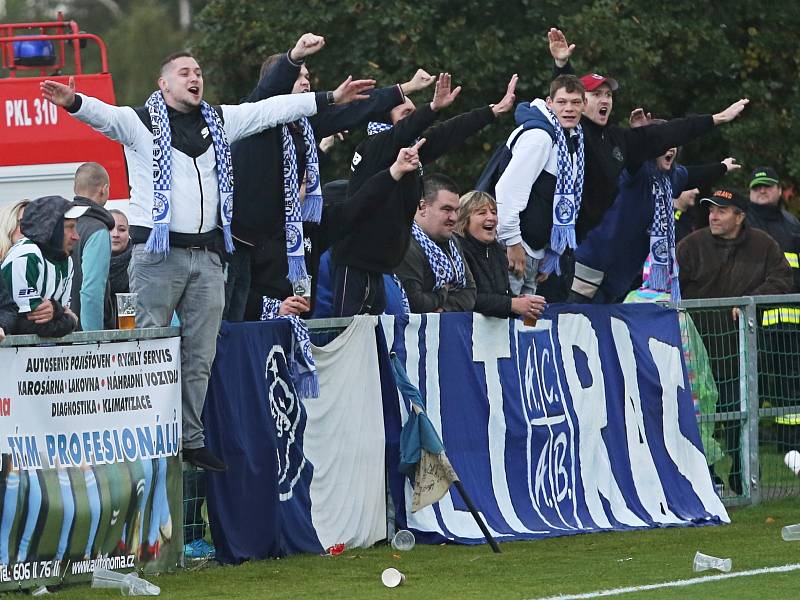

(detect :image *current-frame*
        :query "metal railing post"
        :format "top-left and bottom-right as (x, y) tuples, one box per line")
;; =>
(743, 299), (761, 504)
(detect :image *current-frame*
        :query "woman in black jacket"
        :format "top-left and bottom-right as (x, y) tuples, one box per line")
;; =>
(456, 191), (545, 320)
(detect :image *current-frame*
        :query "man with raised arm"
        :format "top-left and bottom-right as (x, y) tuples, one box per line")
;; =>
(545, 28), (748, 301)
(40, 54), (373, 472)
(229, 32), (434, 321)
(330, 73), (519, 316)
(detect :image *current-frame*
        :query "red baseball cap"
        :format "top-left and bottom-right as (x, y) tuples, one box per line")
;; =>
(579, 73), (619, 92)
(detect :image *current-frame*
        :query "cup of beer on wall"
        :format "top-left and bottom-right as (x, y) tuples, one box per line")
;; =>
(116, 293), (137, 330)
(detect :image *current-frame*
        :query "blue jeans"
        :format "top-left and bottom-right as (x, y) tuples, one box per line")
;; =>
(128, 245), (225, 449)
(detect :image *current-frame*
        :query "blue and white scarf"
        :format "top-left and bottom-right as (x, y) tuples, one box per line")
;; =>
(261, 296), (318, 399)
(540, 106), (585, 275)
(145, 90), (234, 254)
(410, 222), (467, 290)
(367, 121), (393, 136)
(391, 274), (411, 314)
(647, 171), (681, 302)
(283, 118), (323, 285)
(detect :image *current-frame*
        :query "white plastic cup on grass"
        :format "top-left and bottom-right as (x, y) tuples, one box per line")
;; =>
(381, 567), (406, 588)
(781, 523), (800, 541)
(391, 529), (415, 551)
(693, 551), (732, 573)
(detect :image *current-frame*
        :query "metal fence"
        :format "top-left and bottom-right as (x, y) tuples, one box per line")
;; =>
(679, 294), (800, 507)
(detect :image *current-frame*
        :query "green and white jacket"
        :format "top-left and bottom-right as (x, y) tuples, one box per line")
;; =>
(0, 238), (73, 313)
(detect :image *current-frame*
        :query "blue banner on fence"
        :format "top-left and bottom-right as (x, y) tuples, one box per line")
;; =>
(380, 304), (729, 545)
(204, 321), (324, 563)
(204, 318), (387, 564)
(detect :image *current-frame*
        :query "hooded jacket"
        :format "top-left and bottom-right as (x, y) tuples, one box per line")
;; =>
(1, 196), (78, 337)
(70, 196), (116, 330)
(496, 99), (573, 255)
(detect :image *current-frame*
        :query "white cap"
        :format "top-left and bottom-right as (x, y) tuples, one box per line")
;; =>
(64, 204), (90, 219)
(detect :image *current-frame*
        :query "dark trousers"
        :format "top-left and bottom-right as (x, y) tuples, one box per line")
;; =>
(331, 263), (386, 317)
(223, 242), (252, 322)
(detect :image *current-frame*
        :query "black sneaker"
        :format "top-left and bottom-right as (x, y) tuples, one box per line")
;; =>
(183, 447), (227, 472)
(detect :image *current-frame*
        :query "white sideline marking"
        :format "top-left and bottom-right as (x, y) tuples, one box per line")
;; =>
(530, 563), (800, 600)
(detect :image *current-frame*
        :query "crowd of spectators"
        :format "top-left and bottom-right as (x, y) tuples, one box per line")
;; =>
(2, 27), (799, 505)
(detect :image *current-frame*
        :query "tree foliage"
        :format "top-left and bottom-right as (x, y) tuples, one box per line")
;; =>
(194, 0), (800, 201)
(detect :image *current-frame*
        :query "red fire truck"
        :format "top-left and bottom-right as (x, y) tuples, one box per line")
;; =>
(0, 13), (128, 207)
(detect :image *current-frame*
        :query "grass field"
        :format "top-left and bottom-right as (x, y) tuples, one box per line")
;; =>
(50, 496), (800, 600)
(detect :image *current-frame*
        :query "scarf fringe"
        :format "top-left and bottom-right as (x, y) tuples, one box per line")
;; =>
(550, 225), (576, 256)
(539, 250), (561, 276)
(222, 224), (235, 253)
(144, 223), (170, 255)
(648, 264), (671, 293)
(293, 368), (320, 399)
(301, 194), (323, 223)
(288, 256), (306, 284)
(670, 277), (682, 304)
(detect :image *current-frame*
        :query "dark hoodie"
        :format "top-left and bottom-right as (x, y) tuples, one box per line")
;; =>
(4, 196), (79, 337)
(70, 196), (116, 330)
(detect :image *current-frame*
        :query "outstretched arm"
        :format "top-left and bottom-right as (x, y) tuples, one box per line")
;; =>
(41, 77), (143, 147)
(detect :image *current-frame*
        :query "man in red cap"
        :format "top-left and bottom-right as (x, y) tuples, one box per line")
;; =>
(544, 29), (747, 301)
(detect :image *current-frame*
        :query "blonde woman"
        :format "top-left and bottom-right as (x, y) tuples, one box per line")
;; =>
(0, 200), (29, 340)
(456, 191), (545, 319)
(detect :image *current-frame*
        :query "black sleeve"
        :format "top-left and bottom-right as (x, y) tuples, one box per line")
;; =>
(553, 61), (575, 77)
(319, 169), (399, 250)
(474, 291), (512, 317)
(0, 279), (17, 334)
(310, 85), (405, 138)
(243, 52), (299, 102)
(419, 106), (496, 165)
(13, 300), (77, 338)
(684, 162), (727, 190)
(621, 115), (715, 166)
(348, 105), (438, 194)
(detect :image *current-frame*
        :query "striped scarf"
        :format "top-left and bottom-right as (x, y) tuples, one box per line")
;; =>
(261, 296), (318, 399)
(540, 107), (584, 275)
(145, 90), (234, 254)
(647, 170), (681, 302)
(411, 222), (466, 290)
(283, 118), (323, 285)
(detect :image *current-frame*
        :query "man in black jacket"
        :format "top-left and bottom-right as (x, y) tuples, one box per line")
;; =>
(746, 166), (800, 292)
(331, 73), (520, 316)
(230, 33), (432, 321)
(546, 28), (748, 301)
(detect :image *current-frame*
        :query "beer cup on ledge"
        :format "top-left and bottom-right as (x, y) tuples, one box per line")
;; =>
(116, 293), (138, 330)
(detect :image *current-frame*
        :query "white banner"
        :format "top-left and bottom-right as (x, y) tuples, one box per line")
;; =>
(0, 337), (182, 470)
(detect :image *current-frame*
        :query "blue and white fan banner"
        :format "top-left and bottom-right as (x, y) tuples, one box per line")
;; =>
(380, 305), (729, 545)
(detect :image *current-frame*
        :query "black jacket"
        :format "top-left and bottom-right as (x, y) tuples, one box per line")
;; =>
(332, 104), (496, 272)
(230, 52), (405, 246)
(70, 196), (115, 330)
(746, 202), (800, 292)
(395, 234), (477, 313)
(459, 233), (514, 317)
(244, 170), (405, 320)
